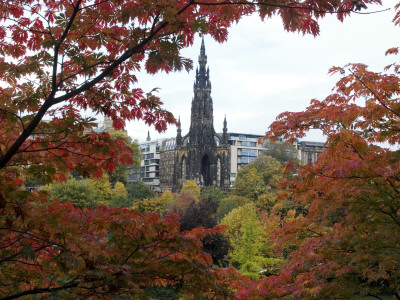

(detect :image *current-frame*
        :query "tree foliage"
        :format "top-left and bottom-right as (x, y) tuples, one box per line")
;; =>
(201, 186), (225, 203)
(108, 131), (142, 186)
(47, 174), (131, 208)
(234, 155), (282, 200)
(46, 176), (99, 208)
(134, 190), (176, 214)
(261, 142), (299, 165)
(170, 193), (230, 266)
(0, 196), (240, 299)
(221, 203), (281, 280)
(180, 180), (201, 201)
(216, 195), (249, 222)
(252, 48), (400, 300)
(126, 181), (156, 201)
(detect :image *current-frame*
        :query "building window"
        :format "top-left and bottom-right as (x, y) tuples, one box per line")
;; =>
(146, 153), (154, 159)
(307, 152), (312, 164)
(129, 173), (138, 180)
(241, 141), (257, 147)
(241, 157), (250, 164)
(144, 160), (149, 166)
(240, 149), (257, 157)
(249, 149), (257, 156)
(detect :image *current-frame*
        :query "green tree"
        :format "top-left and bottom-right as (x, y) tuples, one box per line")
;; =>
(234, 167), (266, 200)
(200, 186), (224, 204)
(261, 142), (299, 165)
(134, 190), (176, 214)
(216, 195), (248, 222)
(126, 181), (156, 201)
(85, 174), (113, 205)
(181, 180), (201, 201)
(46, 177), (101, 209)
(48, 174), (130, 208)
(221, 203), (281, 279)
(109, 181), (130, 207)
(234, 155), (282, 201)
(108, 131), (142, 186)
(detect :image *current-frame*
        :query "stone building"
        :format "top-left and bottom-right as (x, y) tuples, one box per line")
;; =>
(158, 138), (176, 191)
(160, 38), (230, 191)
(296, 141), (326, 165)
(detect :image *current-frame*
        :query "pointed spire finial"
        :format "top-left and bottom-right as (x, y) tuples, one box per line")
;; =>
(176, 116), (183, 146)
(195, 36), (209, 89)
(222, 114), (228, 145)
(199, 36), (207, 64)
(223, 114), (227, 130)
(146, 130), (151, 141)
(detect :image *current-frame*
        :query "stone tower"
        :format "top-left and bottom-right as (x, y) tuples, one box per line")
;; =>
(171, 37), (230, 191)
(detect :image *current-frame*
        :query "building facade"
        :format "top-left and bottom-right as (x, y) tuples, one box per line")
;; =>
(296, 141), (326, 165)
(131, 134), (326, 191)
(128, 132), (162, 191)
(228, 132), (264, 185)
(159, 138), (176, 191)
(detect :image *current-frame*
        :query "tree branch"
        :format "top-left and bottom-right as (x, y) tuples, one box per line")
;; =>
(349, 69), (400, 118)
(52, 0), (84, 92)
(1, 281), (80, 300)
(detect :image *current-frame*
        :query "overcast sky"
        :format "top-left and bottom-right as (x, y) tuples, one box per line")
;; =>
(126, 1), (400, 143)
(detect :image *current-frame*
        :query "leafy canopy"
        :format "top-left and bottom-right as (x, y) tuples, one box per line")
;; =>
(250, 32), (400, 300)
(234, 155), (282, 200)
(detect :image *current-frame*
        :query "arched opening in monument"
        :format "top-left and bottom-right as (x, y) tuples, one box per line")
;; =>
(181, 156), (187, 184)
(216, 157), (221, 187)
(201, 154), (211, 186)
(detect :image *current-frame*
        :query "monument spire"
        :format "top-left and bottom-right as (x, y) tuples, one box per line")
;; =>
(168, 36), (230, 192)
(176, 116), (183, 146)
(222, 114), (228, 145)
(194, 36), (211, 90)
(146, 130), (151, 141)
(189, 37), (215, 146)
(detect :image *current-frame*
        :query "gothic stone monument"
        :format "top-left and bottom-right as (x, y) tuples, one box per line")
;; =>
(160, 38), (230, 191)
